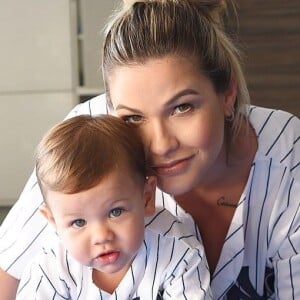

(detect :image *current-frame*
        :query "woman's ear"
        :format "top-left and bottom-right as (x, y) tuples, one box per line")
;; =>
(39, 203), (56, 228)
(223, 77), (237, 117)
(143, 176), (156, 217)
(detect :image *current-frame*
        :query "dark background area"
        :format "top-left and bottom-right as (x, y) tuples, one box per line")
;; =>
(231, 0), (300, 116)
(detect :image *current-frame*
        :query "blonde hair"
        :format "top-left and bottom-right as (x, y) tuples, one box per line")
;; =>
(36, 115), (146, 196)
(102, 0), (250, 141)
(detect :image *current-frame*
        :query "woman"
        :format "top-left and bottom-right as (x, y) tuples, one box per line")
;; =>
(1, 0), (300, 298)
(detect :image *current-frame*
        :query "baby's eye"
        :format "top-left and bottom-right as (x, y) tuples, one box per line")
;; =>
(109, 208), (124, 218)
(122, 115), (144, 125)
(71, 219), (86, 228)
(172, 103), (193, 115)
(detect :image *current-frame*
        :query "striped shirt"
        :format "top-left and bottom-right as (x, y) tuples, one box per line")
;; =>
(1, 95), (300, 299)
(157, 106), (300, 299)
(16, 209), (211, 299)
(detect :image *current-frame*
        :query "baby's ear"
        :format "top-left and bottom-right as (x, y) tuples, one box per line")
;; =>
(143, 176), (156, 217)
(39, 203), (56, 227)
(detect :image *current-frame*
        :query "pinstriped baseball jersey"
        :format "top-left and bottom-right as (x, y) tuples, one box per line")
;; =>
(156, 106), (300, 299)
(1, 95), (300, 299)
(16, 209), (211, 299)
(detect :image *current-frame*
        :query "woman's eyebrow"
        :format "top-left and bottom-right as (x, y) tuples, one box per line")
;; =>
(164, 88), (199, 107)
(115, 104), (142, 113)
(115, 89), (199, 112)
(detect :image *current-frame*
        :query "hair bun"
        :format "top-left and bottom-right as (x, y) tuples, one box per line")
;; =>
(123, 0), (142, 5)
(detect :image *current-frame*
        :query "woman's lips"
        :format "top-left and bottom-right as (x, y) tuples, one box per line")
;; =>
(96, 251), (120, 264)
(151, 155), (195, 177)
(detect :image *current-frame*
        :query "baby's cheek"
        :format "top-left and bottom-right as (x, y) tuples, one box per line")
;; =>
(129, 220), (145, 252)
(67, 241), (90, 265)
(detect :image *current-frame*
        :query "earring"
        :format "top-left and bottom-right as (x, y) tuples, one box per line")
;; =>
(225, 107), (235, 122)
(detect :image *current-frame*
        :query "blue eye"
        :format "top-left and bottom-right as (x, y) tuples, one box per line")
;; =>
(109, 208), (124, 218)
(71, 219), (86, 228)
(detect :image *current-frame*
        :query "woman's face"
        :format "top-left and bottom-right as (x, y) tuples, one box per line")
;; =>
(108, 55), (236, 196)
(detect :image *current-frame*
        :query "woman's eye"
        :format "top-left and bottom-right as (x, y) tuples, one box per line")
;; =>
(173, 103), (193, 115)
(122, 115), (143, 124)
(71, 219), (86, 228)
(109, 208), (124, 218)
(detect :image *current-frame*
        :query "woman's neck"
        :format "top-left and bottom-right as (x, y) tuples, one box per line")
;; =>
(174, 124), (257, 273)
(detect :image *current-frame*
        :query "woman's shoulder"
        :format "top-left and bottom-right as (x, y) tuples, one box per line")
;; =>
(249, 105), (300, 176)
(65, 93), (109, 118)
(249, 106), (300, 136)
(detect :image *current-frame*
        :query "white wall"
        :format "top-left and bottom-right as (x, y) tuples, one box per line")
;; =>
(79, 0), (120, 91)
(0, 0), (120, 206)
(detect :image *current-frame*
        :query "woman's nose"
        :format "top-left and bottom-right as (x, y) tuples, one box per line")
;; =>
(146, 120), (179, 157)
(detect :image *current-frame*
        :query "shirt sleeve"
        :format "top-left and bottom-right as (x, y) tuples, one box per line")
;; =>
(0, 94), (108, 279)
(16, 246), (72, 300)
(270, 182), (300, 299)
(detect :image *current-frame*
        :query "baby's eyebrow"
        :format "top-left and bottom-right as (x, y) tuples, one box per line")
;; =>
(62, 213), (81, 217)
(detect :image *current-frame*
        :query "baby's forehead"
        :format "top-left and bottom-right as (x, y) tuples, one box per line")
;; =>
(109, 163), (146, 184)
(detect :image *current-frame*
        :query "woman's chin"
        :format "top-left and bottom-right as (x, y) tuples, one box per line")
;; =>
(157, 178), (194, 197)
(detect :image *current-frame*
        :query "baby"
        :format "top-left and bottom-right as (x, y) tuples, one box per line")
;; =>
(16, 115), (211, 299)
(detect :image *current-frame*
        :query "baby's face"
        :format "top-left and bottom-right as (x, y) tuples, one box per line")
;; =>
(41, 170), (155, 275)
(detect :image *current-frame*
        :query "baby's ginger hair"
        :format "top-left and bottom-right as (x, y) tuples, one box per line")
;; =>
(36, 115), (146, 195)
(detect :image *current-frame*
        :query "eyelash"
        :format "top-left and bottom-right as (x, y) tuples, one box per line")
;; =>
(71, 219), (86, 228)
(121, 103), (194, 125)
(172, 103), (193, 115)
(69, 207), (125, 229)
(122, 115), (143, 125)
